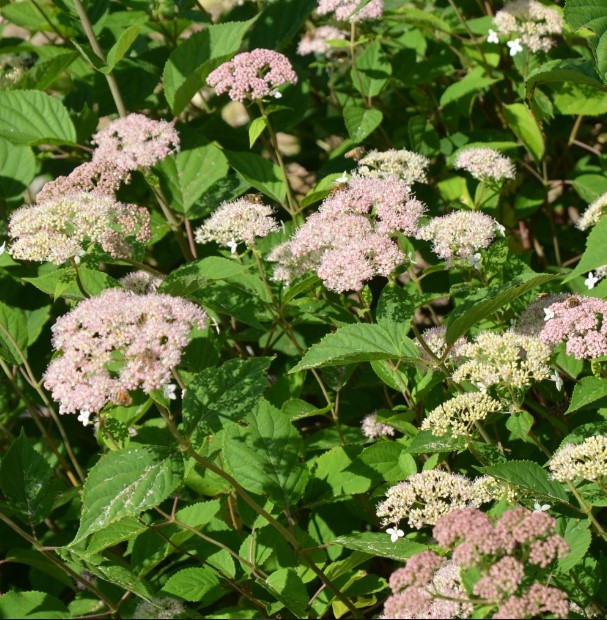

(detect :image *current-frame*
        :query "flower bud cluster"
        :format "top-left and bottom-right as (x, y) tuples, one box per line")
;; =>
(297, 26), (347, 56)
(576, 192), (607, 231)
(361, 413), (395, 439)
(453, 147), (516, 182)
(357, 148), (430, 185)
(549, 435), (607, 483)
(317, 0), (383, 23)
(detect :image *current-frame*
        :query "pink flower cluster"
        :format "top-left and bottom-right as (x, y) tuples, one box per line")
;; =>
(383, 507), (570, 619)
(270, 174), (425, 292)
(317, 0), (384, 23)
(361, 413), (395, 439)
(297, 26), (347, 56)
(207, 49), (297, 102)
(539, 294), (607, 359)
(44, 289), (207, 416)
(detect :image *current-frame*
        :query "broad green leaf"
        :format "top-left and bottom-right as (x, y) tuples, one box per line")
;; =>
(478, 460), (569, 503)
(163, 18), (257, 114)
(315, 446), (371, 495)
(503, 103), (544, 163)
(332, 533), (428, 561)
(506, 410), (534, 440)
(376, 285), (424, 333)
(0, 138), (36, 204)
(565, 0), (607, 85)
(104, 24), (141, 71)
(283, 398), (332, 421)
(0, 301), (28, 364)
(564, 216), (607, 282)
(0, 591), (69, 619)
(408, 114), (440, 156)
(73, 445), (184, 542)
(183, 357), (272, 438)
(249, 116), (267, 148)
(224, 149), (286, 204)
(552, 82), (607, 115)
(249, 0), (316, 49)
(352, 40), (392, 98)
(223, 398), (309, 507)
(20, 51), (79, 91)
(262, 569), (309, 618)
(559, 519), (591, 571)
(440, 66), (496, 108)
(161, 567), (222, 602)
(394, 6), (451, 33)
(23, 267), (119, 301)
(526, 58), (603, 94)
(572, 173), (607, 203)
(0, 1), (62, 31)
(566, 376), (607, 413)
(157, 142), (229, 214)
(357, 442), (407, 482)
(160, 256), (248, 296)
(291, 323), (416, 373)
(406, 430), (466, 454)
(86, 517), (148, 554)
(25, 306), (51, 347)
(445, 272), (557, 345)
(0, 431), (58, 525)
(0, 90), (76, 145)
(343, 105), (383, 143)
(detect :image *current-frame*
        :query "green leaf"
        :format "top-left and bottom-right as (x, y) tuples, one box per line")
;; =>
(394, 6), (452, 33)
(526, 58), (604, 94)
(291, 323), (416, 373)
(559, 519), (592, 571)
(157, 142), (229, 214)
(552, 82), (607, 115)
(163, 18), (257, 115)
(86, 518), (148, 555)
(445, 272), (557, 345)
(343, 105), (383, 143)
(183, 357), (272, 438)
(104, 24), (141, 71)
(0, 301), (28, 365)
(249, 116), (268, 148)
(223, 398), (309, 507)
(0, 431), (58, 525)
(160, 256), (248, 296)
(478, 460), (569, 504)
(224, 149), (286, 204)
(21, 51), (79, 90)
(332, 533), (428, 561)
(503, 103), (544, 163)
(161, 567), (222, 602)
(506, 410), (534, 440)
(352, 40), (392, 98)
(376, 285), (421, 333)
(566, 376), (607, 413)
(406, 430), (466, 454)
(0, 138), (36, 205)
(0, 591), (69, 619)
(357, 442), (408, 482)
(440, 66), (497, 108)
(565, 0), (607, 85)
(564, 215), (607, 282)
(0, 90), (76, 146)
(572, 173), (607, 203)
(73, 446), (184, 543)
(23, 267), (118, 301)
(262, 569), (309, 618)
(249, 0), (316, 49)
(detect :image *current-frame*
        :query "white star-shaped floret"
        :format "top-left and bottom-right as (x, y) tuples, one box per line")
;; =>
(507, 38), (523, 56)
(467, 252), (482, 270)
(0, 241), (5, 255)
(550, 370), (563, 392)
(77, 410), (92, 426)
(533, 500), (550, 513)
(487, 29), (499, 44)
(386, 527), (404, 543)
(544, 308), (555, 321)
(335, 171), (349, 184)
(495, 222), (506, 237)
(272, 90), (282, 99)
(226, 239), (239, 255)
(163, 383), (177, 400)
(585, 271), (600, 289)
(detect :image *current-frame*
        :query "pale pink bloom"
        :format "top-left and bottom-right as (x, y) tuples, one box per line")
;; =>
(297, 26), (347, 56)
(361, 413), (395, 439)
(389, 552), (446, 590)
(416, 211), (500, 264)
(493, 584), (570, 619)
(8, 192), (150, 265)
(92, 113), (179, 173)
(317, 0), (383, 22)
(44, 289), (207, 416)
(453, 147), (515, 182)
(207, 49), (297, 102)
(473, 556), (525, 601)
(119, 270), (164, 294)
(539, 294), (607, 359)
(513, 293), (569, 338)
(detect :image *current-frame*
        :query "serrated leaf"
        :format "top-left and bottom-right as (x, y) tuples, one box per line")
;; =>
(559, 519), (591, 571)
(0, 431), (59, 525)
(73, 446), (184, 543)
(0, 90), (76, 145)
(291, 323), (413, 373)
(503, 103), (544, 163)
(163, 18), (257, 114)
(440, 66), (496, 108)
(161, 567), (222, 602)
(357, 442), (407, 482)
(565, 0), (607, 85)
(105, 24), (141, 70)
(526, 58), (604, 95)
(332, 533), (428, 561)
(351, 40), (391, 98)
(262, 569), (309, 618)
(343, 105), (383, 143)
(224, 149), (286, 204)
(0, 301), (28, 364)
(86, 518), (148, 555)
(445, 272), (557, 345)
(0, 137), (36, 204)
(406, 430), (466, 454)
(564, 216), (607, 282)
(183, 357), (271, 438)
(566, 376), (607, 413)
(223, 398), (309, 507)
(0, 591), (69, 619)
(478, 460), (569, 503)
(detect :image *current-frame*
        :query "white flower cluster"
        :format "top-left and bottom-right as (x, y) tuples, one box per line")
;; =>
(549, 435), (607, 483)
(576, 192), (607, 231)
(357, 148), (430, 185)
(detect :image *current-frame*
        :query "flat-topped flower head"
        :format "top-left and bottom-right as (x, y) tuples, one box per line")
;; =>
(452, 331), (551, 390)
(453, 147), (515, 182)
(195, 197), (279, 251)
(494, 0), (563, 53)
(376, 470), (492, 530)
(513, 293), (569, 338)
(92, 113), (180, 173)
(207, 49), (297, 102)
(317, 0), (383, 22)
(297, 26), (347, 56)
(357, 149), (430, 185)
(494, 584), (570, 619)
(43, 289), (207, 417)
(576, 191), (607, 231)
(361, 413), (395, 439)
(549, 435), (607, 483)
(416, 211), (500, 264)
(8, 192), (151, 265)
(422, 392), (501, 438)
(539, 294), (607, 359)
